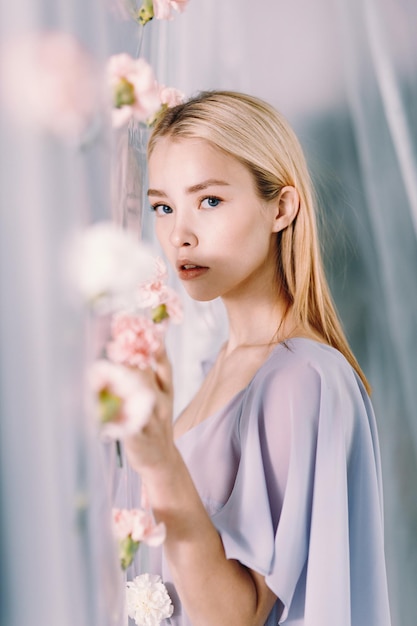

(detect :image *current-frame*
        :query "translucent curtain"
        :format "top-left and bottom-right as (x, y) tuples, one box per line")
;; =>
(336, 1), (417, 624)
(0, 1), (124, 625)
(146, 1), (417, 624)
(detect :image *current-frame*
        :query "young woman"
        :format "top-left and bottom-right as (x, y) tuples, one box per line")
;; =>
(124, 91), (391, 626)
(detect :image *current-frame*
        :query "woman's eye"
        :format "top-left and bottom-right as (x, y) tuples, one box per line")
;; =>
(151, 204), (173, 216)
(201, 196), (221, 209)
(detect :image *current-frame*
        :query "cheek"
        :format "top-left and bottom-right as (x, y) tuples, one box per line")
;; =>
(221, 221), (270, 257)
(155, 221), (177, 264)
(155, 220), (170, 248)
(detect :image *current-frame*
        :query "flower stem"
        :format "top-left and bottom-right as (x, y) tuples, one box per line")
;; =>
(135, 24), (145, 57)
(116, 440), (123, 468)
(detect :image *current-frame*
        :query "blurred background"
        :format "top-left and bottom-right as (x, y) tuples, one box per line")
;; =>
(1, 0), (416, 624)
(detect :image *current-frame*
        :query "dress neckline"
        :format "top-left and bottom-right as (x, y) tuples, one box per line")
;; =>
(174, 337), (336, 443)
(175, 337), (324, 443)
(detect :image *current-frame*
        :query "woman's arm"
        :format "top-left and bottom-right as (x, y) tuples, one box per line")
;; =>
(123, 350), (277, 626)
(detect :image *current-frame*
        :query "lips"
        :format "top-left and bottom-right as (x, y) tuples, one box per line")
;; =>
(176, 258), (207, 271)
(176, 259), (209, 281)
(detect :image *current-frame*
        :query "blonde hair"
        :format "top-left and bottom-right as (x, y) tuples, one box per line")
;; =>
(148, 91), (370, 393)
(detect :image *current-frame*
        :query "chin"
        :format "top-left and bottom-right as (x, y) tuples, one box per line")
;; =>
(183, 286), (220, 302)
(188, 293), (219, 303)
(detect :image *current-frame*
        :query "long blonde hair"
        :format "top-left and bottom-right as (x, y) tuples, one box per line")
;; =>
(148, 91), (370, 393)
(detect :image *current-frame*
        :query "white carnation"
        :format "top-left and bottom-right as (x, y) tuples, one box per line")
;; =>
(126, 573), (173, 626)
(66, 221), (156, 313)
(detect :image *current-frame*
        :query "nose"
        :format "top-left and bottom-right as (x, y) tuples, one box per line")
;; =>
(169, 215), (198, 248)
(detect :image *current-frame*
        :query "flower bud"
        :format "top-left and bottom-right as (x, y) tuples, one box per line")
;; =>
(138, 0), (154, 24)
(151, 304), (169, 324)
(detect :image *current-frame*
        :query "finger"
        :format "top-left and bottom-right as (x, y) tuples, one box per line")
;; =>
(153, 345), (172, 394)
(134, 364), (155, 388)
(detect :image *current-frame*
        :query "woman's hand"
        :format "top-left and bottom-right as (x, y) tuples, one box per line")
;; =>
(123, 345), (176, 474)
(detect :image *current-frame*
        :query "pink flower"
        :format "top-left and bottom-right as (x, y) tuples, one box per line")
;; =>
(137, 258), (168, 309)
(154, 257), (169, 282)
(88, 360), (155, 440)
(162, 288), (183, 323)
(159, 85), (185, 108)
(113, 508), (134, 540)
(153, 0), (189, 20)
(107, 312), (163, 368)
(0, 32), (98, 140)
(113, 508), (166, 545)
(113, 508), (166, 569)
(146, 85), (185, 127)
(136, 258), (183, 323)
(108, 54), (160, 127)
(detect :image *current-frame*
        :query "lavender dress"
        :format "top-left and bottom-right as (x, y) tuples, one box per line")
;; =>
(149, 338), (391, 625)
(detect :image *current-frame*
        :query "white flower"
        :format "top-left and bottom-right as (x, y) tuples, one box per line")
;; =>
(126, 573), (174, 626)
(66, 221), (156, 313)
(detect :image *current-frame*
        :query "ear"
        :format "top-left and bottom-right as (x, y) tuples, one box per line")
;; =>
(271, 186), (300, 233)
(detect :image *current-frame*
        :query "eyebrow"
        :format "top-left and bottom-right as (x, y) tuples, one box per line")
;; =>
(147, 179), (230, 197)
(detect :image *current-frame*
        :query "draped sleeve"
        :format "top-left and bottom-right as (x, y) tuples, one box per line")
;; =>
(212, 340), (391, 625)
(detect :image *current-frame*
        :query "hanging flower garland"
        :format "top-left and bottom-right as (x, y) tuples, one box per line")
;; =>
(68, 223), (183, 624)
(67, 224), (182, 443)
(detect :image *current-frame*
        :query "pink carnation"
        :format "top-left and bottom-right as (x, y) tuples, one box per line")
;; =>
(88, 360), (155, 440)
(136, 258), (183, 323)
(113, 508), (166, 546)
(107, 54), (160, 127)
(0, 32), (98, 140)
(154, 257), (169, 282)
(159, 85), (185, 108)
(113, 508), (133, 539)
(107, 312), (163, 368)
(163, 287), (183, 323)
(137, 273), (168, 310)
(153, 0), (189, 20)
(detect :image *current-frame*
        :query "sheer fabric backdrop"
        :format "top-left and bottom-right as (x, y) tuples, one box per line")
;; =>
(0, 1), (124, 625)
(139, 1), (417, 624)
(0, 1), (416, 625)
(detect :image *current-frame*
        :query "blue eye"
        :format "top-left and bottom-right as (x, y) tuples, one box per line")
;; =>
(201, 196), (221, 209)
(151, 203), (173, 216)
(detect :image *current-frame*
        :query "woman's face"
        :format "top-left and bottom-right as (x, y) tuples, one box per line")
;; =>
(147, 137), (279, 302)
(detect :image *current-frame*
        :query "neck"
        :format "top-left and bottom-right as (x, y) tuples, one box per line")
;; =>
(221, 286), (292, 355)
